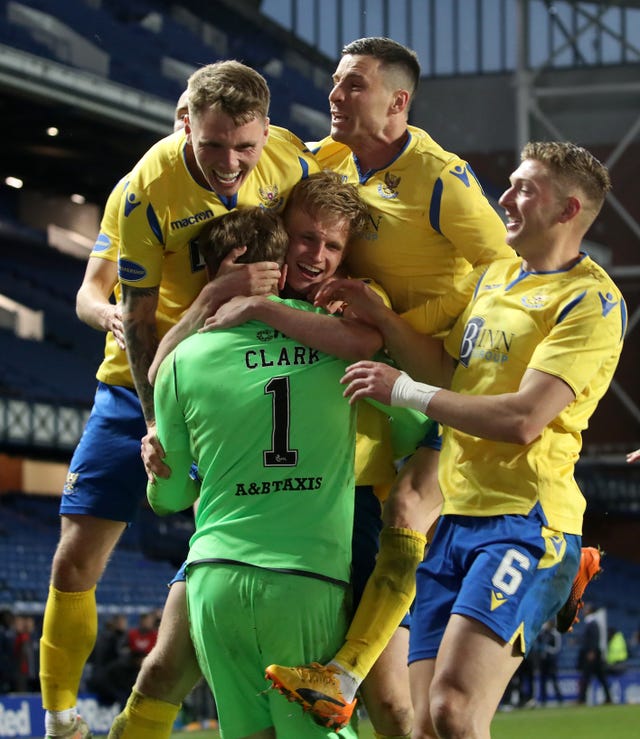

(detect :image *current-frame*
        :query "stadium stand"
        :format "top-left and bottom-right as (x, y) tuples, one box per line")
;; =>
(0, 493), (192, 613)
(0, 3), (638, 723)
(556, 555), (640, 671)
(0, 0), (331, 141)
(0, 222), (102, 406)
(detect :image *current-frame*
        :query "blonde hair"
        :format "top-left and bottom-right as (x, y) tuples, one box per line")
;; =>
(284, 170), (370, 244)
(522, 141), (611, 219)
(187, 60), (270, 125)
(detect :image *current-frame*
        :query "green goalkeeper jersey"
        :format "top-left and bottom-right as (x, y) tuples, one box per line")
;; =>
(149, 296), (356, 584)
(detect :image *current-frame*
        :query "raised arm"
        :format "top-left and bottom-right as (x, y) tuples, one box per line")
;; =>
(400, 267), (484, 336)
(201, 294), (383, 361)
(148, 249), (283, 385)
(315, 278), (452, 384)
(148, 280), (224, 386)
(342, 364), (575, 445)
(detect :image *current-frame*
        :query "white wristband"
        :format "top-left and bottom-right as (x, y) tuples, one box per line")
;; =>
(390, 372), (441, 414)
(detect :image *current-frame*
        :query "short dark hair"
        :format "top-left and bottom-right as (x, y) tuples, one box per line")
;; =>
(342, 37), (420, 97)
(198, 207), (288, 275)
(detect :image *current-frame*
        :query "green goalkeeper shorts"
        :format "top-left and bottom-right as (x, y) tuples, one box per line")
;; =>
(187, 562), (357, 739)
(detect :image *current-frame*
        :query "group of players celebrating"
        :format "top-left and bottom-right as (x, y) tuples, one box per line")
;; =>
(40, 36), (624, 739)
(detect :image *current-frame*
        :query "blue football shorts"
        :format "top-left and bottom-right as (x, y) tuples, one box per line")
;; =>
(409, 503), (581, 663)
(59, 382), (148, 522)
(169, 560), (188, 586)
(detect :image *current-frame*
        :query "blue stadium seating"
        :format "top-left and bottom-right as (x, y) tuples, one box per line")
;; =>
(0, 0), (330, 141)
(0, 493), (191, 613)
(553, 554), (640, 671)
(2, 491), (639, 679)
(0, 12), (62, 60)
(0, 218), (104, 404)
(0, 328), (98, 404)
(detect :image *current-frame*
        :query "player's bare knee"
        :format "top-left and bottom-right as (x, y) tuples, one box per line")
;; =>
(372, 702), (413, 736)
(50, 544), (109, 590)
(138, 648), (175, 686)
(135, 654), (173, 697)
(51, 517), (125, 588)
(136, 645), (199, 702)
(429, 687), (470, 739)
(362, 679), (413, 736)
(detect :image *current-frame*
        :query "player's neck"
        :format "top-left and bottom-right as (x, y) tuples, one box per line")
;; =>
(351, 128), (409, 174)
(521, 245), (583, 274)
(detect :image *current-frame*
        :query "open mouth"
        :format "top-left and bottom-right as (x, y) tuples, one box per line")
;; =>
(297, 262), (322, 279)
(211, 169), (242, 188)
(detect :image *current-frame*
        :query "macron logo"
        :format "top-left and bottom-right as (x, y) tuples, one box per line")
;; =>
(550, 535), (564, 556)
(124, 192), (142, 217)
(450, 164), (470, 187)
(490, 591), (508, 611)
(599, 292), (618, 318)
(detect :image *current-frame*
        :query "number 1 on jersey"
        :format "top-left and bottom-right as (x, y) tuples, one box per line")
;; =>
(264, 376), (298, 467)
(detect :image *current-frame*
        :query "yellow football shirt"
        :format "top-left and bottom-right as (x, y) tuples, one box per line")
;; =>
(441, 255), (626, 534)
(94, 126), (317, 387)
(89, 177), (128, 386)
(313, 127), (512, 329)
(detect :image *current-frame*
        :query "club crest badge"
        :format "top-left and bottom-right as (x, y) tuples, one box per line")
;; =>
(258, 184), (283, 210)
(378, 172), (400, 199)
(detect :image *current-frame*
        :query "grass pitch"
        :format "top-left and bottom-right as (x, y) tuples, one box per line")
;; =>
(166, 703), (640, 738)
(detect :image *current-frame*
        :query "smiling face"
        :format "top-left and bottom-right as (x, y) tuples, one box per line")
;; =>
(283, 208), (350, 298)
(498, 158), (567, 258)
(328, 54), (398, 148)
(185, 109), (269, 196)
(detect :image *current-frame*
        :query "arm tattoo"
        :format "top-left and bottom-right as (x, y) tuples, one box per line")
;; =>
(122, 284), (160, 423)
